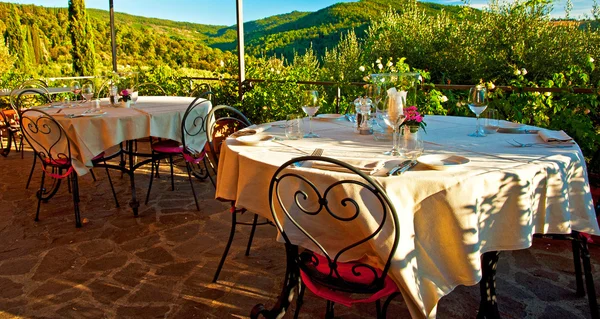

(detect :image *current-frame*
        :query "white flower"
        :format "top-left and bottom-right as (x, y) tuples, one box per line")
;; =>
(270, 68), (274, 72)
(387, 61), (393, 67)
(219, 60), (224, 67)
(377, 63), (384, 70)
(375, 58), (381, 64)
(440, 95), (448, 103)
(520, 68), (528, 75)
(359, 66), (366, 72)
(590, 57), (595, 63)
(514, 69), (521, 76)
(276, 70), (281, 75)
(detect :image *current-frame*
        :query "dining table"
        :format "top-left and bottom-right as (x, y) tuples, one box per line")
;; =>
(41, 96), (211, 215)
(214, 115), (600, 319)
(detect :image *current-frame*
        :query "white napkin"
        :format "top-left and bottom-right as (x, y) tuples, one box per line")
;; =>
(310, 158), (407, 177)
(537, 129), (575, 143)
(230, 124), (272, 137)
(386, 88), (406, 120)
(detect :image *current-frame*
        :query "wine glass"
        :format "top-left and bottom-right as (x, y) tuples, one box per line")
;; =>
(301, 90), (320, 138)
(82, 83), (94, 104)
(381, 88), (406, 156)
(468, 85), (488, 137)
(70, 80), (81, 104)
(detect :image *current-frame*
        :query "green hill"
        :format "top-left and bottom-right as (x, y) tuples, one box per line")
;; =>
(0, 0), (462, 73)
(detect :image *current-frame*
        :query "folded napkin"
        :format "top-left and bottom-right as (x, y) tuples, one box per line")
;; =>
(310, 158), (407, 177)
(538, 129), (575, 143)
(230, 124), (272, 137)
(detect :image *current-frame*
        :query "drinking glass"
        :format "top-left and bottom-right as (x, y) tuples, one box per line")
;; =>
(467, 85), (488, 137)
(380, 89), (406, 156)
(285, 114), (304, 140)
(482, 109), (500, 134)
(301, 90), (320, 138)
(70, 80), (81, 104)
(82, 83), (94, 104)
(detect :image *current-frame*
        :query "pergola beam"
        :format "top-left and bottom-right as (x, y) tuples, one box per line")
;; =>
(109, 0), (117, 72)
(236, 0), (245, 100)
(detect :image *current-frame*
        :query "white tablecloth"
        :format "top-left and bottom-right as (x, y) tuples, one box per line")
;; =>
(43, 96), (210, 175)
(214, 115), (599, 319)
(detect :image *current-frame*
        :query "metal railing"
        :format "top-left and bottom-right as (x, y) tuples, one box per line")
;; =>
(182, 76), (598, 113)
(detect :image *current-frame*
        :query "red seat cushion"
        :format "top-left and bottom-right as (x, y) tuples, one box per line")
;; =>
(151, 140), (183, 154)
(299, 253), (399, 307)
(91, 151), (106, 161)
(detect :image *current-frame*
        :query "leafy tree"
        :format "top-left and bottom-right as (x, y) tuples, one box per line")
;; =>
(68, 0), (96, 75)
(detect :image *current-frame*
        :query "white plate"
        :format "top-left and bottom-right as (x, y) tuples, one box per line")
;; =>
(315, 114), (344, 120)
(417, 154), (469, 170)
(497, 121), (526, 133)
(236, 134), (274, 145)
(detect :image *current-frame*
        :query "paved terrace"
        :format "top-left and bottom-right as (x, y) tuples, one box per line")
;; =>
(0, 146), (598, 319)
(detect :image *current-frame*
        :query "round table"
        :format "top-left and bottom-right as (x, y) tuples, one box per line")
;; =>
(215, 115), (599, 319)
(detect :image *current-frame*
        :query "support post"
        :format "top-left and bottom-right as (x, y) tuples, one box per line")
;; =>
(236, 0), (245, 101)
(109, 0), (117, 73)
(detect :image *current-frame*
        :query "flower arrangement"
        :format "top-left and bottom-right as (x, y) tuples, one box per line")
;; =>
(400, 106), (427, 133)
(118, 89), (131, 102)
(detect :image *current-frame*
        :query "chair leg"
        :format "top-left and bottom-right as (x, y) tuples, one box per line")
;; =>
(213, 211), (237, 283)
(204, 157), (216, 187)
(71, 173), (82, 228)
(381, 292), (401, 319)
(145, 156), (156, 205)
(579, 238), (599, 319)
(26, 154), (37, 189)
(245, 214), (259, 256)
(572, 236), (585, 296)
(185, 162), (200, 211)
(376, 299), (382, 318)
(294, 281), (305, 319)
(169, 155), (175, 191)
(89, 168), (97, 181)
(104, 163), (119, 208)
(35, 170), (46, 222)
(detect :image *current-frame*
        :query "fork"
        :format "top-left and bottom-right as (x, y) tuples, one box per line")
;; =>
(310, 148), (324, 157)
(507, 139), (573, 148)
(293, 148), (323, 168)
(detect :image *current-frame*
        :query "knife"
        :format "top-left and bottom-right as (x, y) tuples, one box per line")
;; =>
(396, 160), (418, 175)
(387, 160), (412, 176)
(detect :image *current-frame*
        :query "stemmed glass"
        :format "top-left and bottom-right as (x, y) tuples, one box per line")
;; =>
(381, 89), (406, 156)
(467, 85), (488, 137)
(301, 90), (320, 138)
(70, 80), (81, 104)
(82, 83), (94, 104)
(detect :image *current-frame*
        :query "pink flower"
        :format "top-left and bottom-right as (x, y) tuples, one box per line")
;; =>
(120, 89), (130, 96)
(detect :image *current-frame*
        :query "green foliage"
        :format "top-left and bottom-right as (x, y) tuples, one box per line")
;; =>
(68, 0), (96, 75)
(0, 37), (14, 74)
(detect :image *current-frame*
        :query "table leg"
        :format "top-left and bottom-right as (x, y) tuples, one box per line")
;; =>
(251, 243), (299, 319)
(127, 140), (139, 216)
(477, 251), (501, 319)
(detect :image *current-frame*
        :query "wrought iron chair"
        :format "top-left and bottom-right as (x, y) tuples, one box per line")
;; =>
(19, 109), (119, 228)
(13, 88), (53, 189)
(0, 109), (22, 157)
(145, 95), (213, 210)
(251, 156), (401, 319)
(204, 105), (271, 283)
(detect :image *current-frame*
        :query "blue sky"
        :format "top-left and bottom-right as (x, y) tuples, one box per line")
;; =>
(6, 0), (595, 25)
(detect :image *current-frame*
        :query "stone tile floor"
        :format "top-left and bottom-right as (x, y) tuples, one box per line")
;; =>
(0, 147), (599, 318)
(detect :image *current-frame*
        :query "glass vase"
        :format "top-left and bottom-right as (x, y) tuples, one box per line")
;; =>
(399, 125), (424, 159)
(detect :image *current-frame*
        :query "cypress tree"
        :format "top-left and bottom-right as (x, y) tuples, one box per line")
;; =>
(4, 5), (29, 70)
(68, 0), (96, 75)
